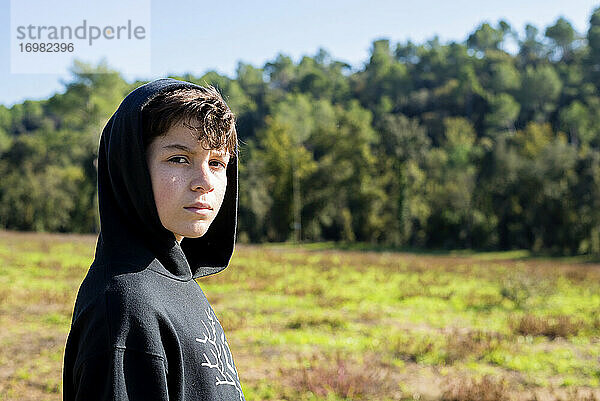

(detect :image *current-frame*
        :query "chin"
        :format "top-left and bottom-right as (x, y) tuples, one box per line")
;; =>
(182, 222), (213, 239)
(166, 217), (216, 241)
(184, 231), (207, 239)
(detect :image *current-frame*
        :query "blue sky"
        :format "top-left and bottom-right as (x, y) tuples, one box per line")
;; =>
(1, 0), (599, 106)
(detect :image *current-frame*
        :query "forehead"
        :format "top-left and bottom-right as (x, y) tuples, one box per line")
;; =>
(155, 122), (229, 155)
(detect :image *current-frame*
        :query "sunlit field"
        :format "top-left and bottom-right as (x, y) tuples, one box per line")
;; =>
(0, 230), (599, 401)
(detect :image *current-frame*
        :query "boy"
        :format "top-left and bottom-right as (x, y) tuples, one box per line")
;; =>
(63, 78), (245, 400)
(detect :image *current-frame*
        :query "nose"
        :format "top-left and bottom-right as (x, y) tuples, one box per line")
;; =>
(190, 164), (215, 193)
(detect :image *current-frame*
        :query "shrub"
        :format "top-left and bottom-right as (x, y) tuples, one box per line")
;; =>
(513, 314), (582, 339)
(285, 312), (347, 330)
(389, 330), (445, 364)
(528, 388), (600, 401)
(441, 375), (510, 401)
(444, 329), (503, 363)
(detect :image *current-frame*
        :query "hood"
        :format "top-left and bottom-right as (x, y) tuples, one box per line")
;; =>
(93, 78), (238, 280)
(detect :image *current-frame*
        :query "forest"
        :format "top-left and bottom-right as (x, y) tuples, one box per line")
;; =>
(2, 9), (600, 255)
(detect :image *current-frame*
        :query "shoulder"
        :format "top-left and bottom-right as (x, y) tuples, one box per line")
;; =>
(106, 268), (167, 310)
(70, 264), (180, 358)
(74, 263), (168, 325)
(104, 269), (177, 344)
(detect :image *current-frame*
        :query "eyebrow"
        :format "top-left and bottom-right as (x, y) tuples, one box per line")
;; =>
(163, 144), (193, 153)
(162, 143), (229, 158)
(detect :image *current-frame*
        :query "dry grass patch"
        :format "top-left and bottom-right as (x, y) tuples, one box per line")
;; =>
(281, 352), (399, 400)
(513, 314), (583, 339)
(441, 375), (510, 401)
(528, 388), (600, 401)
(444, 329), (503, 363)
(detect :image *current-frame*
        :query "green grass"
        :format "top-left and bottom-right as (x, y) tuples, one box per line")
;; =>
(0, 230), (599, 400)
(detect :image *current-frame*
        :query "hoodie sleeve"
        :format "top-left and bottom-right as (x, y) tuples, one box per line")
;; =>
(71, 348), (169, 401)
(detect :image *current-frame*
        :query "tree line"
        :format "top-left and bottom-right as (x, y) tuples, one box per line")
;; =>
(2, 9), (600, 255)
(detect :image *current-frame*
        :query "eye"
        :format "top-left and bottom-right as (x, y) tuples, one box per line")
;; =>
(209, 159), (227, 169)
(167, 156), (189, 164)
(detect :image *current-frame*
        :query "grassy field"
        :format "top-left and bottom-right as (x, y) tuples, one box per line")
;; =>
(0, 231), (599, 401)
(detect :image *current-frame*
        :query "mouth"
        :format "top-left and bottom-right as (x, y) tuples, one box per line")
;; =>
(184, 207), (212, 215)
(184, 202), (213, 214)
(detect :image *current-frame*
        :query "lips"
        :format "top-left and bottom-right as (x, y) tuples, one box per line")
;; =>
(186, 202), (212, 210)
(184, 202), (213, 213)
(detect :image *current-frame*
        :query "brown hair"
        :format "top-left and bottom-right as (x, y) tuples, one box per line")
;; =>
(142, 85), (237, 156)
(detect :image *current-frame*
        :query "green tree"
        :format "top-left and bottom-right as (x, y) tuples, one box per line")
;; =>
(587, 7), (600, 86)
(423, 117), (484, 247)
(47, 59), (129, 135)
(255, 94), (317, 241)
(310, 101), (380, 242)
(545, 17), (577, 61)
(485, 93), (520, 134)
(518, 24), (546, 66)
(375, 113), (430, 245)
(518, 64), (562, 122)
(559, 101), (595, 146)
(467, 22), (505, 54)
(488, 61), (520, 93)
(355, 39), (409, 115)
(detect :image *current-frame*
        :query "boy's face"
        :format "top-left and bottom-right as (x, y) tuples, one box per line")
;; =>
(145, 121), (230, 242)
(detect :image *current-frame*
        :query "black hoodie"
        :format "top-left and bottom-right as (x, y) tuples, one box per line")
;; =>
(63, 79), (245, 401)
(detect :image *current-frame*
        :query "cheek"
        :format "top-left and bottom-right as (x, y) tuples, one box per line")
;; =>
(157, 174), (184, 190)
(150, 168), (186, 210)
(214, 175), (228, 206)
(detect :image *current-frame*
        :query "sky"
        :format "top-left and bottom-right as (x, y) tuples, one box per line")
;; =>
(1, 0), (599, 106)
